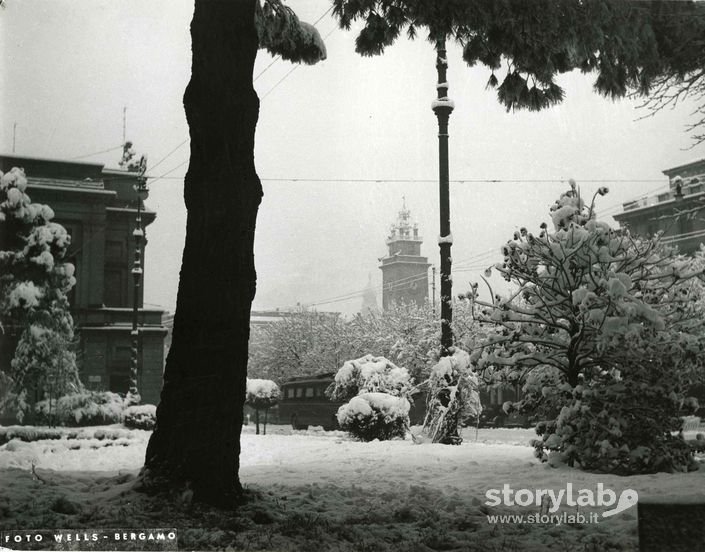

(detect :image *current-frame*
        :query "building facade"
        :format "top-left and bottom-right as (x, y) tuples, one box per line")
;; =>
(0, 154), (166, 404)
(613, 158), (705, 254)
(379, 201), (430, 309)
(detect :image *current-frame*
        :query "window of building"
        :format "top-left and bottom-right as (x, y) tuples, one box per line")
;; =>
(104, 268), (125, 307)
(305, 387), (314, 398)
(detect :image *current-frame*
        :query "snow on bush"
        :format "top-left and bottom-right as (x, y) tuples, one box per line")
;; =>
(336, 392), (410, 441)
(532, 357), (698, 474)
(246, 378), (280, 435)
(327, 354), (413, 402)
(123, 404), (157, 430)
(246, 378), (280, 404)
(34, 391), (127, 427)
(422, 348), (481, 445)
(0, 425), (138, 446)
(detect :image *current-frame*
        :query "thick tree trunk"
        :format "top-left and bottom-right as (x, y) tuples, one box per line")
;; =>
(141, 0), (261, 507)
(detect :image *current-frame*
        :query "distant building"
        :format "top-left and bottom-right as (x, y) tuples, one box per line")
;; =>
(249, 309), (340, 326)
(360, 274), (379, 313)
(613, 158), (705, 254)
(249, 310), (291, 326)
(0, 154), (167, 404)
(379, 200), (430, 309)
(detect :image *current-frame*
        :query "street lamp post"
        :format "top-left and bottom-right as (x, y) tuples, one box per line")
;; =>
(431, 36), (455, 355)
(128, 156), (148, 405)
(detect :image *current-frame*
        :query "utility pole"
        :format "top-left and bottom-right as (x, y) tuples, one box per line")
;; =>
(12, 122), (17, 153)
(431, 36), (454, 355)
(123, 107), (127, 144)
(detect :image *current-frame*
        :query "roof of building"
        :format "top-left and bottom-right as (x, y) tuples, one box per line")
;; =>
(662, 157), (705, 177)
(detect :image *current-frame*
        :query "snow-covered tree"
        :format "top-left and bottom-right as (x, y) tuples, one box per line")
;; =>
(0, 167), (79, 422)
(248, 308), (352, 382)
(248, 302), (480, 385)
(468, 183), (705, 473)
(421, 348), (481, 445)
(348, 301), (479, 384)
(245, 378), (280, 435)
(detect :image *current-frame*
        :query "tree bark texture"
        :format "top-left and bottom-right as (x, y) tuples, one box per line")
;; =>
(142, 0), (261, 507)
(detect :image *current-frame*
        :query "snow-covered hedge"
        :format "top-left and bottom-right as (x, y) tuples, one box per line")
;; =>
(336, 392), (410, 441)
(0, 426), (137, 446)
(34, 391), (126, 427)
(327, 354), (413, 402)
(123, 404), (157, 430)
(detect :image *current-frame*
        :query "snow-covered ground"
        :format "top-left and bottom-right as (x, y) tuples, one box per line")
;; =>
(0, 424), (704, 551)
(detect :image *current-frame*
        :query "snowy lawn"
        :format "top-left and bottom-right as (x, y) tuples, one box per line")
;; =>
(0, 424), (704, 551)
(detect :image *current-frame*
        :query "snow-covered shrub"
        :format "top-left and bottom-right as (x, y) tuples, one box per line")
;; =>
(515, 366), (566, 421)
(533, 360), (697, 474)
(34, 391), (126, 427)
(246, 378), (280, 435)
(337, 392), (410, 441)
(123, 404), (157, 430)
(327, 354), (413, 402)
(422, 349), (481, 444)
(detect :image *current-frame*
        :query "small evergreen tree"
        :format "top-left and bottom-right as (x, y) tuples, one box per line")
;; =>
(0, 167), (79, 421)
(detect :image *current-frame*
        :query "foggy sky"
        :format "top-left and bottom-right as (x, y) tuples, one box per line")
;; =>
(2, 0), (703, 316)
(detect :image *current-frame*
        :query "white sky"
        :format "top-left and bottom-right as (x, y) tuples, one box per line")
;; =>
(2, 0), (704, 316)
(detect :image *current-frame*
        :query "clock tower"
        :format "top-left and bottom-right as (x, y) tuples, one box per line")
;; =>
(379, 199), (430, 309)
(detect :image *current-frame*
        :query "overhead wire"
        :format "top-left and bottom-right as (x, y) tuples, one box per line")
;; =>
(143, 176), (676, 187)
(148, 139), (189, 173)
(70, 145), (124, 160)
